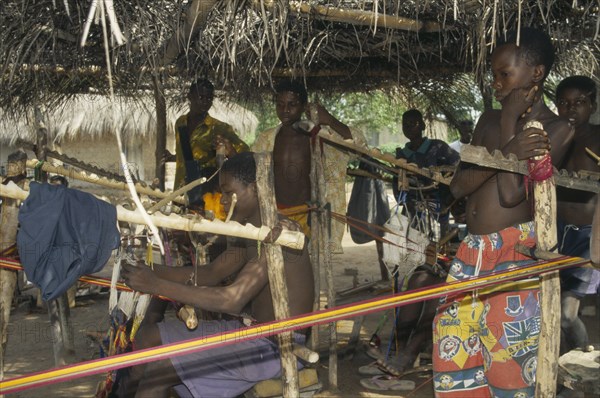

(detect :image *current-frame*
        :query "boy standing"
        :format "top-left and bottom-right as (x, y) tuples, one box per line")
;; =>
(433, 28), (573, 397)
(555, 75), (600, 353)
(252, 80), (360, 252)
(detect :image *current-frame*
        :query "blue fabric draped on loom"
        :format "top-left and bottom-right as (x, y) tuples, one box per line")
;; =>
(17, 181), (120, 301)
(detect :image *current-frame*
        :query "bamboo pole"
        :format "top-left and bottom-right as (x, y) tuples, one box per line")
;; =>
(25, 159), (186, 203)
(0, 152), (27, 385)
(254, 153), (299, 397)
(0, 181), (305, 250)
(529, 120), (561, 397)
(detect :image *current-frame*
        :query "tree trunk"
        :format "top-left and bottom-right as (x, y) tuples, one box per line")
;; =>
(153, 76), (167, 191)
(254, 153), (299, 397)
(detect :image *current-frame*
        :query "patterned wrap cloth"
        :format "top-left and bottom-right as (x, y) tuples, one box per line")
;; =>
(433, 222), (540, 398)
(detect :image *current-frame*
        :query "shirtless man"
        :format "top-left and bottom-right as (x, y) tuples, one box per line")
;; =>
(555, 76), (600, 353)
(118, 152), (314, 397)
(252, 80), (354, 246)
(433, 27), (573, 397)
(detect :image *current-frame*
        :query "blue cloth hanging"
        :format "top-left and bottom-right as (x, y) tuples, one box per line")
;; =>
(17, 182), (120, 301)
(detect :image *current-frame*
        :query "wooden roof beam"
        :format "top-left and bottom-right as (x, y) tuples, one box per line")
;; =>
(257, 0), (445, 33)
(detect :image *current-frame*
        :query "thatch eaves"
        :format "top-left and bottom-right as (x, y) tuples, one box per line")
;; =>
(0, 93), (258, 144)
(0, 0), (598, 113)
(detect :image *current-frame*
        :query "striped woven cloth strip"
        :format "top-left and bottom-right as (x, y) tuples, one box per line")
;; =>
(0, 255), (587, 395)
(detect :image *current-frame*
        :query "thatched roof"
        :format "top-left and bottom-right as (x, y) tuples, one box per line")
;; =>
(0, 93), (258, 143)
(1, 0), (598, 116)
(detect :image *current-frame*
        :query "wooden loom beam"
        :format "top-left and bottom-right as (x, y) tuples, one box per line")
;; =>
(25, 159), (186, 204)
(0, 181), (305, 250)
(460, 144), (600, 193)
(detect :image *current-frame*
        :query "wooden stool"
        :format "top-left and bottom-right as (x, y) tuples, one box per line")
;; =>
(244, 368), (322, 398)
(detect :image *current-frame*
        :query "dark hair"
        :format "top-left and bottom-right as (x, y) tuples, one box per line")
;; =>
(275, 80), (308, 104)
(49, 175), (69, 187)
(402, 109), (424, 121)
(498, 27), (555, 79)
(221, 152), (256, 185)
(556, 76), (597, 104)
(189, 78), (214, 96)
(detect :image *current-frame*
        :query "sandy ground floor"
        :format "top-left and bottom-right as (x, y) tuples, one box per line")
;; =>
(2, 230), (599, 397)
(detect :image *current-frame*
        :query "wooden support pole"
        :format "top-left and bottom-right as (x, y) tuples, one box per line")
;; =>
(322, 205), (338, 390)
(309, 173), (321, 352)
(0, 151), (27, 381)
(153, 75), (167, 191)
(254, 153), (299, 397)
(529, 121), (561, 397)
(311, 143), (338, 389)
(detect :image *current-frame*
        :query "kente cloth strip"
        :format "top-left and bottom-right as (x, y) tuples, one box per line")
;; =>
(16, 182), (120, 301)
(0, 254), (587, 395)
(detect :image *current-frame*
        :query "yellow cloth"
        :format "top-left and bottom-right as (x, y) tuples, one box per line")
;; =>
(278, 204), (311, 237)
(252, 121), (365, 253)
(174, 113), (249, 189)
(203, 192), (226, 221)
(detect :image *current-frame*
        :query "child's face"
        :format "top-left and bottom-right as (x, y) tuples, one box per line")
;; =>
(219, 171), (258, 223)
(276, 91), (305, 126)
(490, 44), (538, 105)
(556, 87), (595, 128)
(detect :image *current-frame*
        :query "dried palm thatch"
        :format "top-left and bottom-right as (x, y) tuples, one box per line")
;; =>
(0, 0), (598, 116)
(0, 93), (258, 143)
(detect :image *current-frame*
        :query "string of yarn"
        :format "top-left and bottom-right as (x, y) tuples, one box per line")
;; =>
(525, 153), (553, 198)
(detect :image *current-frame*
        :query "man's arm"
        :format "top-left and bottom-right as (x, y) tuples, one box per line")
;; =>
(131, 239), (249, 287)
(449, 112), (497, 199)
(309, 103), (352, 139)
(124, 255), (269, 314)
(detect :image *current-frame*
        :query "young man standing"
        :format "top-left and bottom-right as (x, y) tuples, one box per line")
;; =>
(252, 80), (360, 252)
(118, 152), (314, 397)
(434, 28), (573, 397)
(555, 75), (600, 354)
(168, 78), (249, 205)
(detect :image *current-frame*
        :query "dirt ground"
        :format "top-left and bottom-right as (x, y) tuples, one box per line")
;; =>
(3, 230), (599, 397)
